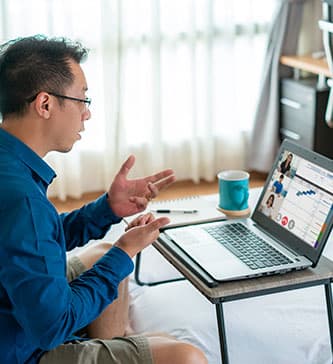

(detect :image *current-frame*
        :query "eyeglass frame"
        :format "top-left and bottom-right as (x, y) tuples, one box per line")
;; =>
(26, 91), (92, 109)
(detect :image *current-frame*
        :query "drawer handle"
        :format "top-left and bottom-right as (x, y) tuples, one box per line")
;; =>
(280, 97), (302, 109)
(280, 128), (301, 141)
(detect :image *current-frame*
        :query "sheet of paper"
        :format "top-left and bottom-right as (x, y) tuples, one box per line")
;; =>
(125, 194), (226, 228)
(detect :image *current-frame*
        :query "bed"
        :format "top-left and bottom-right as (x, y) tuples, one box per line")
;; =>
(103, 188), (333, 364)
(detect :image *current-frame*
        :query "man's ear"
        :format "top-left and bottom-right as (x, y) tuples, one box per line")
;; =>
(34, 92), (52, 119)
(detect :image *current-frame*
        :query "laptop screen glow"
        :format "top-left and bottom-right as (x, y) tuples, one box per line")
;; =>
(258, 150), (333, 249)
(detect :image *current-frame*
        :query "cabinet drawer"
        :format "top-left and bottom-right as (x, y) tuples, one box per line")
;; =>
(280, 104), (315, 148)
(280, 99), (315, 128)
(280, 124), (314, 148)
(280, 82), (315, 127)
(279, 78), (320, 149)
(281, 79), (315, 104)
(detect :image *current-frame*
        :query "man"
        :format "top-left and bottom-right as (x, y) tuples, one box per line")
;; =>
(272, 174), (284, 196)
(0, 36), (207, 364)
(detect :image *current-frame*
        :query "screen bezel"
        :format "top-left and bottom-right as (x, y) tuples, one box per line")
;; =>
(252, 139), (333, 266)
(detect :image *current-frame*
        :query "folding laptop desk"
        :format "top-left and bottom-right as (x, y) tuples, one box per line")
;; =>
(151, 240), (333, 364)
(133, 189), (333, 363)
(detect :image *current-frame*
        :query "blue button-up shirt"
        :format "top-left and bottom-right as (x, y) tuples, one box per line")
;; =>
(0, 128), (134, 364)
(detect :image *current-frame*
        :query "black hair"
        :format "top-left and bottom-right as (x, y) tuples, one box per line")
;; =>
(267, 193), (275, 206)
(0, 34), (88, 118)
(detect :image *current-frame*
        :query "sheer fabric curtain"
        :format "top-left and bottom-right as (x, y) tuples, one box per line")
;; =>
(0, 0), (276, 200)
(249, 0), (307, 172)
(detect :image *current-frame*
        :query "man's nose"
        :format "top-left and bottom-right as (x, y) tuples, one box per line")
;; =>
(83, 108), (91, 121)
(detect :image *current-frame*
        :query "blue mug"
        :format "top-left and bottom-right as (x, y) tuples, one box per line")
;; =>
(218, 170), (249, 214)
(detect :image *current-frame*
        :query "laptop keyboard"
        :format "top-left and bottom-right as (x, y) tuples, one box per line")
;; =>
(204, 223), (293, 270)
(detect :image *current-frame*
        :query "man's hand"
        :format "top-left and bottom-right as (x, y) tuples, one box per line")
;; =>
(115, 215), (170, 258)
(125, 212), (155, 231)
(107, 155), (176, 217)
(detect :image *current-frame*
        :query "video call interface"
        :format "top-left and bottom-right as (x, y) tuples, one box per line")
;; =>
(259, 150), (333, 248)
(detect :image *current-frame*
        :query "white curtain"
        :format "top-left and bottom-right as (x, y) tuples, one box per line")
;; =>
(0, 0), (276, 200)
(249, 0), (321, 173)
(249, 0), (302, 172)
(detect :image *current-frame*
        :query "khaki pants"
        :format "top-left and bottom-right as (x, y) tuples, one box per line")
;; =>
(39, 256), (153, 364)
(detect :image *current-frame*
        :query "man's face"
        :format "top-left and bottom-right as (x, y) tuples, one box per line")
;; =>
(49, 60), (91, 153)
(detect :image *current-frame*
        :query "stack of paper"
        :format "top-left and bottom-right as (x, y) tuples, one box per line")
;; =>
(125, 194), (225, 228)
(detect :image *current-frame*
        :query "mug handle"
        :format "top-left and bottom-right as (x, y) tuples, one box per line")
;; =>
(233, 186), (249, 210)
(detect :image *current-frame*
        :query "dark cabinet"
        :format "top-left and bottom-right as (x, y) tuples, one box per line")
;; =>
(280, 78), (333, 159)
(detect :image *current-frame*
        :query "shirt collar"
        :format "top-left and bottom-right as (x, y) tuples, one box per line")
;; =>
(0, 128), (56, 185)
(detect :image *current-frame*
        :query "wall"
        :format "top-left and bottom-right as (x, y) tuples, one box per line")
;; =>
(298, 0), (323, 55)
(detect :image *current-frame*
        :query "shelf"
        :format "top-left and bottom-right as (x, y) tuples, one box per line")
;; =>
(280, 54), (332, 78)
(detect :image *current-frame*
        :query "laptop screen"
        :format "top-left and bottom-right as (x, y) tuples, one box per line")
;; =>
(253, 140), (333, 263)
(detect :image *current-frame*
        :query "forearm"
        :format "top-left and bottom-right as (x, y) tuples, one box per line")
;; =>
(61, 193), (122, 251)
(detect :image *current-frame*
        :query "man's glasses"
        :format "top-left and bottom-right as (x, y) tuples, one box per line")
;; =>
(48, 92), (91, 110)
(27, 92), (92, 110)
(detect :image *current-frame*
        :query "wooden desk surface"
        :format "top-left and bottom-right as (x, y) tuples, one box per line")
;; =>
(280, 54), (332, 78)
(154, 239), (333, 304)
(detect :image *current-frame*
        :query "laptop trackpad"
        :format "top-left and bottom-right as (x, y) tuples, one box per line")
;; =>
(186, 243), (249, 278)
(165, 227), (248, 277)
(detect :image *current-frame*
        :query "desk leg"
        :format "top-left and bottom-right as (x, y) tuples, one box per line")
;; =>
(134, 251), (185, 286)
(324, 282), (333, 358)
(216, 303), (229, 364)
(134, 252), (146, 286)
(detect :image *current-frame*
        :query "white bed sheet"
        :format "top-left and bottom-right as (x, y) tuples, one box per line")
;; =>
(103, 190), (333, 364)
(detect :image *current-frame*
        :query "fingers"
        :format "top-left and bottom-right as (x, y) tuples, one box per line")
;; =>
(130, 174), (176, 210)
(115, 215), (170, 257)
(153, 173), (176, 192)
(147, 168), (175, 184)
(135, 213), (155, 225)
(117, 155), (135, 178)
(126, 214), (169, 233)
(129, 196), (149, 210)
(126, 213), (155, 231)
(147, 182), (159, 199)
(145, 172), (176, 200)
(129, 193), (153, 210)
(147, 216), (170, 231)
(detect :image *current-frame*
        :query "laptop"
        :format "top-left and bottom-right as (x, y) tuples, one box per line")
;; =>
(158, 139), (333, 285)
